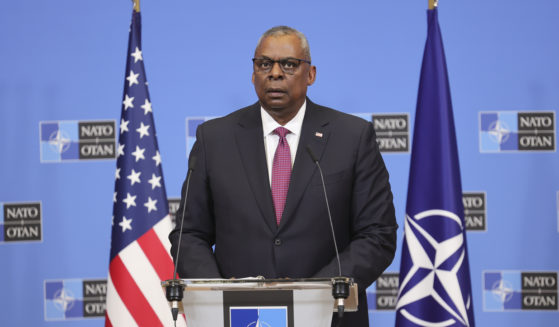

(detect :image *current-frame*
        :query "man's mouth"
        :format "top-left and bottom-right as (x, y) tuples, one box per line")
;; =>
(266, 88), (286, 97)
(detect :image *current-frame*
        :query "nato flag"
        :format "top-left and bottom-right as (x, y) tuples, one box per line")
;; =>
(395, 8), (475, 327)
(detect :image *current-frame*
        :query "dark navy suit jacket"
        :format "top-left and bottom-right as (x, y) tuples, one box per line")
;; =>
(170, 99), (398, 326)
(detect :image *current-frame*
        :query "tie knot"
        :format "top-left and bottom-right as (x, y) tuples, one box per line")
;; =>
(274, 127), (291, 138)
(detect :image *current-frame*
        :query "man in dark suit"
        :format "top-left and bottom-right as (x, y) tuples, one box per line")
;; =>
(169, 26), (398, 326)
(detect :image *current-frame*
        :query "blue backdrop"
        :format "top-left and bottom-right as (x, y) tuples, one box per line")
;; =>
(1, 0), (558, 326)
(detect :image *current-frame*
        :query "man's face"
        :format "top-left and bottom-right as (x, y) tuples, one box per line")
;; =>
(252, 34), (316, 116)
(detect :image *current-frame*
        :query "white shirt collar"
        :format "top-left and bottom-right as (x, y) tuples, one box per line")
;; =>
(261, 100), (306, 137)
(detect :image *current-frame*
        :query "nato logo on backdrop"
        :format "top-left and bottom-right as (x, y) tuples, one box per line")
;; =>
(186, 117), (216, 157)
(1, 202), (42, 243)
(351, 113), (410, 153)
(479, 111), (555, 152)
(168, 198), (181, 227)
(371, 114), (410, 153)
(40, 120), (116, 162)
(463, 192), (487, 231)
(367, 272), (399, 311)
(44, 279), (107, 320)
(483, 271), (558, 311)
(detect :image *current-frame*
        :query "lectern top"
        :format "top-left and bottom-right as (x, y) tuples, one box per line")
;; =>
(162, 276), (354, 291)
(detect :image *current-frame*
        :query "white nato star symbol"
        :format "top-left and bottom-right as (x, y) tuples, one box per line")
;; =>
(136, 122), (150, 139)
(117, 143), (125, 157)
(491, 279), (514, 303)
(119, 216), (133, 232)
(488, 120), (510, 144)
(144, 197), (158, 213)
(113, 192), (117, 203)
(48, 130), (71, 153)
(127, 169), (141, 185)
(126, 70), (140, 87)
(396, 209), (471, 326)
(120, 119), (129, 134)
(53, 289), (75, 312)
(148, 173), (162, 189)
(131, 145), (146, 162)
(141, 99), (152, 115)
(122, 192), (137, 209)
(130, 46), (143, 63)
(152, 151), (162, 166)
(123, 94), (134, 110)
(115, 168), (121, 180)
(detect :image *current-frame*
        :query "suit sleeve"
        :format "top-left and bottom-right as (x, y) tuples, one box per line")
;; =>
(313, 121), (398, 291)
(169, 124), (222, 278)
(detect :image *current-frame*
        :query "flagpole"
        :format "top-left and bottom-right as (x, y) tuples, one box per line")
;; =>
(133, 0), (140, 12)
(429, 0), (437, 9)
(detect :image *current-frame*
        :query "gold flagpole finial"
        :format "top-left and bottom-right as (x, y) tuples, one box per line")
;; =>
(133, 0), (140, 12)
(429, 0), (438, 10)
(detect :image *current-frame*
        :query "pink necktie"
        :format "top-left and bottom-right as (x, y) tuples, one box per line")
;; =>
(271, 127), (292, 225)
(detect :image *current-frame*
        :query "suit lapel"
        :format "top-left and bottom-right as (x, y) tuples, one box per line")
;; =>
(235, 103), (277, 233)
(280, 100), (330, 230)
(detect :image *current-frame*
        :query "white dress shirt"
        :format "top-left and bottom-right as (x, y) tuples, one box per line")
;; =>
(261, 101), (306, 185)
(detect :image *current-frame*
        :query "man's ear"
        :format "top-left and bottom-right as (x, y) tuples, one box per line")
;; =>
(251, 72), (255, 85)
(307, 65), (316, 86)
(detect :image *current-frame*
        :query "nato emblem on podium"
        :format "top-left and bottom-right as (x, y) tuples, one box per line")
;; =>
(224, 290), (294, 327)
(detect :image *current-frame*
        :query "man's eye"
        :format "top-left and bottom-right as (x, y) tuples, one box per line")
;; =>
(282, 60), (298, 69)
(259, 60), (272, 68)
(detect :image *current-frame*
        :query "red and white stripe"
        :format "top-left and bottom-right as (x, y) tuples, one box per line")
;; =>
(106, 215), (187, 327)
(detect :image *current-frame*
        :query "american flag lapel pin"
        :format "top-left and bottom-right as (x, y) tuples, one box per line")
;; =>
(315, 132), (323, 138)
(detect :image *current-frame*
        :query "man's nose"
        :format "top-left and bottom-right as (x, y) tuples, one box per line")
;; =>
(268, 61), (284, 79)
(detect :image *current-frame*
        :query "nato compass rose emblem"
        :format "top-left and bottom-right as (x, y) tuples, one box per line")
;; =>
(53, 288), (76, 312)
(49, 129), (71, 153)
(247, 319), (272, 327)
(230, 307), (286, 327)
(396, 209), (472, 327)
(487, 120), (510, 145)
(491, 279), (514, 304)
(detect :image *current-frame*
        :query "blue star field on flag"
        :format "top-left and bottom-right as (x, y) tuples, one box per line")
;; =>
(109, 11), (169, 261)
(395, 8), (476, 327)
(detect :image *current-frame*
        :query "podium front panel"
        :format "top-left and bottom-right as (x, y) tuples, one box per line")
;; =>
(182, 288), (333, 327)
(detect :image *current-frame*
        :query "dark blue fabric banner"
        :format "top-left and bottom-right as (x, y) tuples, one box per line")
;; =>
(395, 8), (475, 327)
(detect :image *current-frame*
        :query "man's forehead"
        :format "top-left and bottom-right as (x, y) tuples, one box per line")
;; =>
(255, 35), (304, 57)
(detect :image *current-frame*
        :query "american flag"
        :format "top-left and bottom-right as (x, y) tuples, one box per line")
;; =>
(105, 9), (186, 327)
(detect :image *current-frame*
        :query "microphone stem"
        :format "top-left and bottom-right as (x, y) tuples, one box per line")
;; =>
(173, 168), (193, 280)
(315, 162), (342, 277)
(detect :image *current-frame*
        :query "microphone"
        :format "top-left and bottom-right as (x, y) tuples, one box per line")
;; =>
(166, 156), (197, 326)
(306, 146), (350, 320)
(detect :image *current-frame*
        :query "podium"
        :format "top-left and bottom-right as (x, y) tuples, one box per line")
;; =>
(162, 277), (358, 327)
